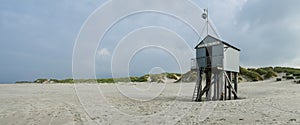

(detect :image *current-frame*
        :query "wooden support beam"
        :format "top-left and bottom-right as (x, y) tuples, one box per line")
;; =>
(228, 72), (231, 100)
(195, 69), (238, 102)
(219, 72), (224, 101)
(224, 72), (238, 99)
(199, 81), (210, 99)
(195, 70), (203, 102)
(227, 80), (238, 97)
(234, 72), (238, 99)
(224, 72), (227, 100)
(215, 72), (220, 100)
(206, 69), (212, 101)
(213, 73), (217, 101)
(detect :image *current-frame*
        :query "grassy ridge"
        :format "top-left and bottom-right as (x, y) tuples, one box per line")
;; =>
(240, 67), (278, 82)
(240, 67), (264, 81)
(274, 67), (300, 76)
(240, 67), (300, 82)
(21, 67), (300, 84)
(31, 73), (181, 84)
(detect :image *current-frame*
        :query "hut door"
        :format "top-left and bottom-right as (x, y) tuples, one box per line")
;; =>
(206, 46), (212, 68)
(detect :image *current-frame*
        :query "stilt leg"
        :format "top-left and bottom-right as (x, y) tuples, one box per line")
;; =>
(234, 72), (238, 99)
(228, 72), (232, 100)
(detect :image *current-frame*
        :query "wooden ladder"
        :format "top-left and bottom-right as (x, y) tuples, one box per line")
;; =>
(192, 83), (199, 101)
(193, 71), (218, 101)
(192, 70), (203, 101)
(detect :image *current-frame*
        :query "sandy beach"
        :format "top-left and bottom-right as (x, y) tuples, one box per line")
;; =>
(0, 80), (299, 125)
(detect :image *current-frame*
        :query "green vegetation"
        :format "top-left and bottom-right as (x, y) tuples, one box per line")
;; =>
(97, 78), (115, 83)
(57, 79), (74, 83)
(274, 67), (300, 76)
(30, 67), (300, 84)
(247, 67), (277, 79)
(165, 73), (181, 80)
(264, 69), (277, 79)
(34, 79), (48, 83)
(253, 68), (267, 75)
(239, 66), (300, 82)
(149, 74), (164, 82)
(96, 77), (147, 83)
(15, 81), (32, 83)
(240, 67), (264, 81)
(33, 72), (181, 84)
(136, 75), (148, 82)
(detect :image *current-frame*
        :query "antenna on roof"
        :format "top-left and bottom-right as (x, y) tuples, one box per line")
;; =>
(200, 8), (220, 38)
(202, 9), (209, 36)
(200, 8), (209, 37)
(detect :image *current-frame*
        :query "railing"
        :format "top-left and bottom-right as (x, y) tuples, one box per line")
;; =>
(191, 58), (198, 70)
(191, 56), (224, 70)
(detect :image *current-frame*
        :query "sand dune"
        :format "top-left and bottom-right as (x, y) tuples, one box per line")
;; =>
(0, 80), (299, 125)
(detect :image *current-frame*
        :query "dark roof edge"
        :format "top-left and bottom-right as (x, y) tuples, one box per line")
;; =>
(222, 41), (241, 51)
(195, 35), (241, 51)
(194, 41), (203, 49)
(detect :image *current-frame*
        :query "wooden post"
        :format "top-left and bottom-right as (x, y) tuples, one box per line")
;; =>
(224, 71), (227, 100)
(228, 72), (232, 100)
(219, 71), (224, 100)
(234, 72), (238, 99)
(213, 76), (217, 101)
(196, 69), (203, 101)
(206, 69), (212, 101)
(215, 72), (219, 100)
(215, 69), (221, 100)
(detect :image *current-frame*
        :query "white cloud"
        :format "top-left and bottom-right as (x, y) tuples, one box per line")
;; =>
(97, 48), (111, 56)
(209, 0), (248, 30)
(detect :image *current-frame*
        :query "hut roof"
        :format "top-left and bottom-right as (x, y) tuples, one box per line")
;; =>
(195, 35), (240, 51)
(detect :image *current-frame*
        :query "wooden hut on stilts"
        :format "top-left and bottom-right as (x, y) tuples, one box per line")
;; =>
(192, 35), (240, 101)
(191, 9), (241, 102)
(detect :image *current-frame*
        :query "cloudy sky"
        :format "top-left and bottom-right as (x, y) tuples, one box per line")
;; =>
(1, 0), (300, 83)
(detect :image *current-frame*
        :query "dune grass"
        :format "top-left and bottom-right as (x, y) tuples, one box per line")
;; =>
(240, 67), (264, 81)
(28, 67), (300, 84)
(31, 73), (181, 84)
